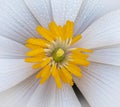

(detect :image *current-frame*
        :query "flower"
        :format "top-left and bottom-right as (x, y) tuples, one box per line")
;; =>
(0, 0), (120, 107)
(25, 21), (93, 88)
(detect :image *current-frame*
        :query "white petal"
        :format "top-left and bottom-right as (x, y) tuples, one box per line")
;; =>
(75, 9), (120, 49)
(75, 0), (120, 34)
(0, 59), (38, 92)
(51, 0), (82, 25)
(26, 77), (81, 107)
(0, 36), (27, 59)
(24, 0), (52, 28)
(89, 45), (120, 66)
(0, 76), (81, 107)
(0, 0), (39, 44)
(0, 74), (39, 107)
(74, 63), (120, 107)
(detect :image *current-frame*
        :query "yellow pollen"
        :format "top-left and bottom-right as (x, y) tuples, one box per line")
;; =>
(52, 48), (65, 63)
(25, 20), (93, 89)
(56, 48), (64, 57)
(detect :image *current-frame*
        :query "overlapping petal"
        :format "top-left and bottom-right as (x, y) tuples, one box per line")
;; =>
(25, 0), (82, 26)
(75, 0), (120, 34)
(0, 0), (39, 44)
(0, 59), (38, 92)
(89, 45), (120, 66)
(0, 76), (81, 107)
(75, 10), (120, 49)
(0, 0), (120, 107)
(74, 63), (120, 107)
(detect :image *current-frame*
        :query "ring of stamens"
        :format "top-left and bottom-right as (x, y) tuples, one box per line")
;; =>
(25, 21), (93, 88)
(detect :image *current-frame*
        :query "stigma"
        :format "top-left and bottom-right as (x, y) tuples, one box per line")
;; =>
(25, 20), (93, 88)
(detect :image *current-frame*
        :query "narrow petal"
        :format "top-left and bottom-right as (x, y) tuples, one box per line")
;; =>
(24, 0), (52, 28)
(51, 0), (82, 25)
(75, 10), (120, 49)
(89, 45), (120, 66)
(0, 0), (39, 44)
(0, 59), (38, 92)
(74, 63), (120, 107)
(75, 0), (120, 34)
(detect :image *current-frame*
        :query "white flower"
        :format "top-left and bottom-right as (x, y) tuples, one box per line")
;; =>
(0, 0), (120, 107)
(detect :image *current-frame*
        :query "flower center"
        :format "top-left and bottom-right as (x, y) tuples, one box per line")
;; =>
(52, 48), (65, 63)
(25, 20), (93, 88)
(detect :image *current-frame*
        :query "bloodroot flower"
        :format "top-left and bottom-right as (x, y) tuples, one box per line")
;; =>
(0, 0), (120, 107)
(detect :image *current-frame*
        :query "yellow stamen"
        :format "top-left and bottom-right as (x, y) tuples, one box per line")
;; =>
(51, 64), (62, 88)
(71, 34), (82, 45)
(71, 58), (90, 66)
(36, 26), (54, 41)
(32, 57), (51, 69)
(25, 20), (93, 89)
(26, 38), (48, 47)
(65, 21), (74, 39)
(72, 48), (93, 53)
(57, 26), (65, 40)
(40, 70), (51, 84)
(49, 22), (60, 38)
(26, 48), (44, 56)
(66, 62), (82, 78)
(36, 64), (50, 79)
(25, 53), (45, 63)
(25, 44), (41, 49)
(58, 70), (67, 83)
(25, 57), (44, 63)
(71, 52), (89, 59)
(61, 67), (74, 86)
